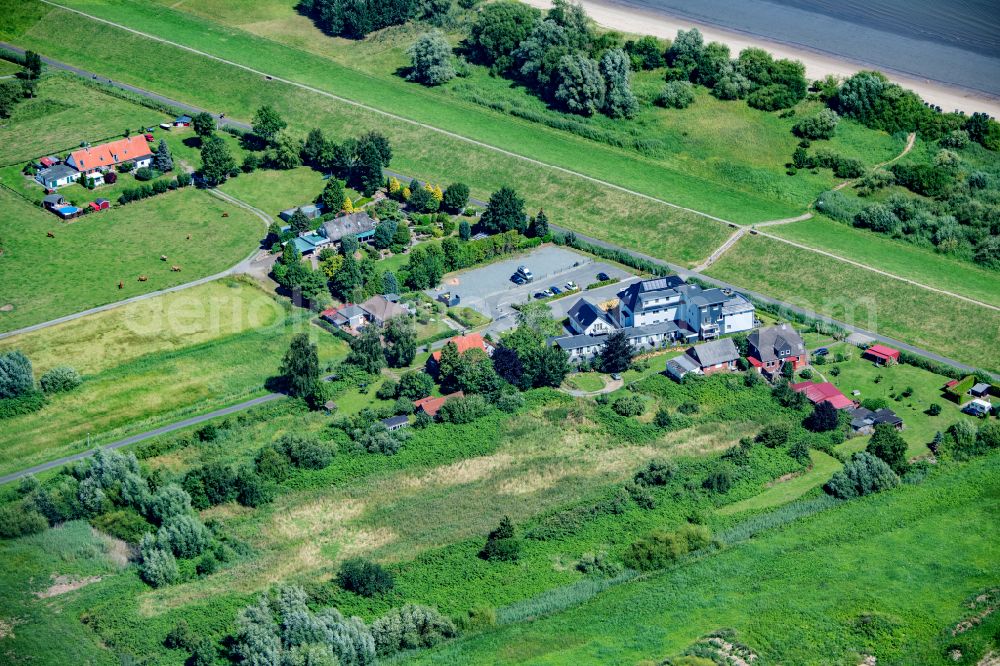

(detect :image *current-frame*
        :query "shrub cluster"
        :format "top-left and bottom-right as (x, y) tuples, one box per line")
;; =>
(117, 172), (191, 204)
(623, 523), (712, 571)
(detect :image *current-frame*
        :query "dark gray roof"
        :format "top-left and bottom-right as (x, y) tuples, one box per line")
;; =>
(567, 299), (613, 330)
(338, 304), (366, 320)
(849, 406), (902, 429)
(625, 321), (680, 338)
(687, 338), (739, 367)
(382, 415), (409, 427)
(748, 324), (805, 363)
(554, 333), (608, 351)
(39, 164), (78, 182)
(322, 211), (376, 242)
(620, 276), (685, 311)
(683, 286), (728, 308)
(42, 193), (65, 205)
(666, 354), (701, 376)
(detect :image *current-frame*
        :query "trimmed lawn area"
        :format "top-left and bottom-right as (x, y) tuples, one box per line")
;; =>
(705, 234), (1000, 372)
(447, 306), (490, 329)
(563, 372), (607, 393)
(718, 449), (841, 515)
(766, 215), (1000, 308)
(0, 283), (348, 477)
(413, 453), (1000, 664)
(219, 166), (361, 216)
(816, 343), (980, 458)
(0, 186), (262, 332)
(0, 278), (282, 373)
(0, 72), (169, 165)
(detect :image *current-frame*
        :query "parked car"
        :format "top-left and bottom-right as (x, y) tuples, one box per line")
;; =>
(516, 265), (534, 282)
(511, 274), (525, 285)
(564, 281), (577, 291)
(550, 286), (562, 295)
(533, 291), (548, 299)
(597, 272), (610, 281)
(815, 347), (829, 356)
(610, 373), (621, 381)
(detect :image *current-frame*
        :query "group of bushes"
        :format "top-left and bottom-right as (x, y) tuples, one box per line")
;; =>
(0, 351), (81, 420)
(231, 584), (455, 665)
(117, 171), (191, 205)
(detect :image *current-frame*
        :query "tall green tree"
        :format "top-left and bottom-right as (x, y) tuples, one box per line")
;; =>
(348, 325), (386, 374)
(442, 182), (470, 213)
(318, 178), (346, 213)
(469, 1), (540, 72)
(0, 350), (34, 399)
(531, 209), (549, 237)
(251, 105), (287, 146)
(600, 48), (638, 119)
(407, 31), (456, 86)
(23, 51), (42, 79)
(599, 329), (632, 373)
(480, 186), (526, 234)
(199, 135), (236, 186)
(280, 334), (319, 397)
(866, 423), (909, 474)
(191, 112), (215, 138)
(153, 139), (173, 173)
(288, 208), (311, 234)
(554, 54), (604, 116)
(301, 128), (328, 167)
(383, 317), (417, 368)
(458, 219), (472, 241)
(331, 253), (364, 301)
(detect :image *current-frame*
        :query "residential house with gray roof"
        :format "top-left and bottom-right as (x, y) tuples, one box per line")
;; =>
(747, 323), (808, 376)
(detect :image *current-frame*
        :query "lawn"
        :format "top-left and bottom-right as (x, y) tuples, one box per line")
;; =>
(447, 306), (490, 329)
(0, 280), (348, 477)
(563, 372), (606, 393)
(705, 234), (1000, 372)
(128, 0), (901, 214)
(219, 166), (361, 216)
(2, 3), (734, 266)
(717, 449), (841, 515)
(0, 186), (263, 332)
(0, 72), (169, 165)
(414, 452), (1000, 664)
(765, 215), (1000, 308)
(815, 343), (981, 458)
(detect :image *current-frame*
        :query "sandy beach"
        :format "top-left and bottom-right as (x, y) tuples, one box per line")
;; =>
(521, 0), (1000, 117)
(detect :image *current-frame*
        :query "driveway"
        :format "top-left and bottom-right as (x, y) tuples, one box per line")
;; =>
(426, 246), (631, 334)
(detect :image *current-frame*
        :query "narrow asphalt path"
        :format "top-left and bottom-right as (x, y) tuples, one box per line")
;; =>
(0, 394), (283, 485)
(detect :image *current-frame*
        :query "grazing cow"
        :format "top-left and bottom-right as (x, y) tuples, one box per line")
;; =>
(46, 231), (55, 238)
(118, 281), (123, 289)
(186, 234), (191, 240)
(222, 212), (229, 218)
(171, 265), (181, 272)
(160, 255), (168, 261)
(138, 275), (148, 282)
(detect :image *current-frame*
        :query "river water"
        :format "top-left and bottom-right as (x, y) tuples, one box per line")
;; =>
(609, 0), (1000, 99)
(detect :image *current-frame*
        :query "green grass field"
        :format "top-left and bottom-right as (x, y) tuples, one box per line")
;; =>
(815, 343), (980, 458)
(765, 215), (1000, 308)
(717, 449), (841, 515)
(0, 72), (168, 165)
(0, 279), (348, 477)
(706, 234), (1000, 371)
(414, 451), (1000, 664)
(563, 372), (607, 392)
(0, 186), (262, 332)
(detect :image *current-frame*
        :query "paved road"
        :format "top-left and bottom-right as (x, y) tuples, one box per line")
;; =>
(0, 394), (283, 485)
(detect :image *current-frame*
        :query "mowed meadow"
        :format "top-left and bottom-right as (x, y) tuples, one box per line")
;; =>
(1, 0), (992, 371)
(0, 279), (348, 477)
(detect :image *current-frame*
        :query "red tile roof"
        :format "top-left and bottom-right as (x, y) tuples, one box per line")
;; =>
(69, 136), (152, 172)
(413, 391), (464, 417)
(863, 344), (901, 362)
(790, 381), (854, 410)
(431, 333), (487, 362)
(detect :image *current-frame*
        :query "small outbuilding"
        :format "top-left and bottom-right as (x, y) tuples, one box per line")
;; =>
(970, 382), (992, 398)
(36, 164), (80, 189)
(173, 115), (192, 127)
(381, 415), (409, 431)
(862, 344), (901, 365)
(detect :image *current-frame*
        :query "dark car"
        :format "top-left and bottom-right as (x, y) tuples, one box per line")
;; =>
(815, 347), (829, 356)
(550, 286), (562, 295)
(597, 272), (610, 281)
(534, 291), (547, 299)
(511, 274), (525, 285)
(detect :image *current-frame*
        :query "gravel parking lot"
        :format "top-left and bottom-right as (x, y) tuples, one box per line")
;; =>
(425, 246), (631, 334)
